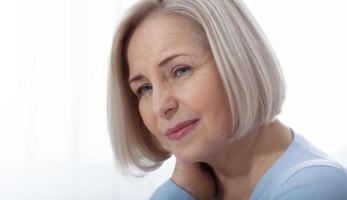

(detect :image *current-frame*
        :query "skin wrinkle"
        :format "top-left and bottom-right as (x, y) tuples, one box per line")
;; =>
(127, 29), (204, 83)
(125, 13), (208, 85)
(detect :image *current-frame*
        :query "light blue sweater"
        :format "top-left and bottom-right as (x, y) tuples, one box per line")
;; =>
(149, 130), (347, 200)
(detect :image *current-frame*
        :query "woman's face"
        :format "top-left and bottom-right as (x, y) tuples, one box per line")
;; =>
(126, 14), (232, 163)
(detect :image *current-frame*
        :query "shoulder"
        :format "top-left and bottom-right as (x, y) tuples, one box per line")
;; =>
(270, 161), (347, 200)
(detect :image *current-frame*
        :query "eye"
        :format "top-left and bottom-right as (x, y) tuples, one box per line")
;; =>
(135, 65), (192, 99)
(136, 83), (152, 98)
(172, 65), (192, 78)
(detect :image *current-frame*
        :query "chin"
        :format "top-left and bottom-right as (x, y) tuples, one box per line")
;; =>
(173, 148), (209, 164)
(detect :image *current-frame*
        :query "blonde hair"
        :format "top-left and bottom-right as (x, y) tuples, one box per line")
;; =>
(107, 0), (286, 176)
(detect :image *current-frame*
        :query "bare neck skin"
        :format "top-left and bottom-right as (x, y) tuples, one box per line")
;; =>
(205, 119), (294, 200)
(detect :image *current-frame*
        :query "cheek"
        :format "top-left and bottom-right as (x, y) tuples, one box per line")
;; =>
(138, 102), (156, 135)
(187, 70), (232, 137)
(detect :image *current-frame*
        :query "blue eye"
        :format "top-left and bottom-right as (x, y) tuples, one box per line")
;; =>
(135, 65), (192, 99)
(136, 84), (152, 98)
(173, 65), (192, 77)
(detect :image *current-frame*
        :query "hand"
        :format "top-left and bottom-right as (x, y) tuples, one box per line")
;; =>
(171, 160), (217, 200)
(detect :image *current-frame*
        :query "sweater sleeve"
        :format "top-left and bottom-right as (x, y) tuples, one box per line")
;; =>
(149, 179), (197, 200)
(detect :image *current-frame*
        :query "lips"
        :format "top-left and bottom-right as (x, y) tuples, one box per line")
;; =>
(165, 118), (199, 136)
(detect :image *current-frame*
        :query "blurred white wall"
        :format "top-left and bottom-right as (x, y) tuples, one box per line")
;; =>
(0, 0), (346, 199)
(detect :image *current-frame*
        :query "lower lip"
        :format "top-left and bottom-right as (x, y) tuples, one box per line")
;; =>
(167, 120), (199, 141)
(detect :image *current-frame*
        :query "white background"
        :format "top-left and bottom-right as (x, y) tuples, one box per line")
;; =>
(0, 0), (346, 199)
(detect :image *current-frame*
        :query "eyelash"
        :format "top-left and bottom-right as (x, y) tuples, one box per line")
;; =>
(136, 65), (192, 98)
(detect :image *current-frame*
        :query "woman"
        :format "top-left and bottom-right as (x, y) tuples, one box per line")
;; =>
(107, 0), (347, 199)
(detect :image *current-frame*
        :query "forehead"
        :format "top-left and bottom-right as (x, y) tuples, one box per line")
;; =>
(125, 14), (204, 75)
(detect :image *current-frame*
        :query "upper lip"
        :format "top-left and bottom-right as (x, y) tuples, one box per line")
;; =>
(165, 118), (199, 136)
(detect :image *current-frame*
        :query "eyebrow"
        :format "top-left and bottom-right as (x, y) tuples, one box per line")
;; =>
(127, 53), (189, 85)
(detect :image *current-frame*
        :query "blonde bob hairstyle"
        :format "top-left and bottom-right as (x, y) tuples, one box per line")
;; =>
(107, 0), (286, 176)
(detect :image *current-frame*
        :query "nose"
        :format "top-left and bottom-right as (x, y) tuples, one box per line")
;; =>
(152, 85), (178, 119)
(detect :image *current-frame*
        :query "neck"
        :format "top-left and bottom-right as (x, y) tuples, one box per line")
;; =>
(203, 119), (293, 199)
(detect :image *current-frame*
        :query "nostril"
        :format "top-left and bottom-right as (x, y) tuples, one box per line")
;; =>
(156, 97), (178, 118)
(164, 108), (173, 116)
